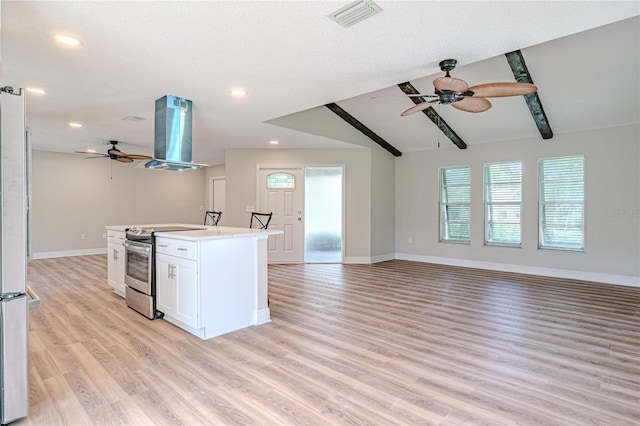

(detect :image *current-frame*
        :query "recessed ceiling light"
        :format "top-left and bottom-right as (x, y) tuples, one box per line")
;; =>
(230, 88), (248, 97)
(269, 140), (279, 145)
(54, 34), (82, 46)
(69, 122), (82, 128)
(26, 87), (46, 95)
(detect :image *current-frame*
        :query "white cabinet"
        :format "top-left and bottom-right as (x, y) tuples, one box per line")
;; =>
(154, 234), (262, 340)
(156, 253), (198, 328)
(155, 238), (199, 328)
(106, 230), (126, 297)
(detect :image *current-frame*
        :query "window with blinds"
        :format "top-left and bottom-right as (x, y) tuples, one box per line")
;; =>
(485, 161), (522, 246)
(440, 166), (471, 243)
(538, 156), (584, 251)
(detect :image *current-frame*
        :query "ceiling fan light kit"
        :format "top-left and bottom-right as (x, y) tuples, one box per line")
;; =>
(400, 58), (537, 116)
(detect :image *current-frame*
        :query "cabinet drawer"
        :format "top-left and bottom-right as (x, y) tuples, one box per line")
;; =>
(155, 238), (198, 260)
(107, 240), (123, 251)
(107, 230), (125, 245)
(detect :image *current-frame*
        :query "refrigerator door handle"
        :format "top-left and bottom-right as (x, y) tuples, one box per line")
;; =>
(0, 293), (23, 300)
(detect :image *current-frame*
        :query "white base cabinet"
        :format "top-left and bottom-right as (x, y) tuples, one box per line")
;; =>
(155, 235), (264, 340)
(156, 253), (198, 328)
(106, 230), (126, 297)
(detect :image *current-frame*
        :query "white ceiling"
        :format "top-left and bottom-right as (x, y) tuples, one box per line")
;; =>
(2, 1), (638, 165)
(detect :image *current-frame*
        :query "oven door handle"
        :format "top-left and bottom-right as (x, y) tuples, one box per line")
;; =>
(123, 241), (151, 254)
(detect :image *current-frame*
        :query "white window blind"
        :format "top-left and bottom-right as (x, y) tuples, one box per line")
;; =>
(538, 156), (584, 251)
(485, 161), (522, 246)
(440, 166), (470, 242)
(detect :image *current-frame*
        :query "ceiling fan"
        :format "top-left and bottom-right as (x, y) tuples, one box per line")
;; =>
(400, 59), (537, 116)
(74, 140), (152, 163)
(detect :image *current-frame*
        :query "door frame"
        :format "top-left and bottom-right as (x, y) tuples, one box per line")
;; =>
(256, 163), (346, 263)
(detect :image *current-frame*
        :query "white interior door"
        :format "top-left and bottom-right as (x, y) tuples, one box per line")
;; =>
(210, 177), (226, 225)
(259, 168), (304, 263)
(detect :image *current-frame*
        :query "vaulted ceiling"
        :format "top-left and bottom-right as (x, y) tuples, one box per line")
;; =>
(2, 1), (638, 166)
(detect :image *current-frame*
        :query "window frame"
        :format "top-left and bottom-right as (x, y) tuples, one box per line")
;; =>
(484, 161), (522, 248)
(439, 165), (471, 244)
(538, 155), (585, 252)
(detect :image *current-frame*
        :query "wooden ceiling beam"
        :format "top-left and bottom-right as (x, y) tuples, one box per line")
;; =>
(397, 82), (467, 149)
(505, 50), (554, 140)
(325, 102), (402, 157)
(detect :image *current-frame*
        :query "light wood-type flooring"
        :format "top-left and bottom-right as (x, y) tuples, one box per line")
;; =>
(17, 255), (640, 425)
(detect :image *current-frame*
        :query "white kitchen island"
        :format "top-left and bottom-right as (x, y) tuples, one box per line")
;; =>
(106, 224), (281, 340)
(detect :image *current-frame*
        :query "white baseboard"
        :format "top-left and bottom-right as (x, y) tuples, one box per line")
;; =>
(343, 256), (371, 264)
(395, 252), (639, 288)
(256, 308), (271, 325)
(344, 253), (395, 264)
(32, 248), (107, 260)
(371, 253), (395, 263)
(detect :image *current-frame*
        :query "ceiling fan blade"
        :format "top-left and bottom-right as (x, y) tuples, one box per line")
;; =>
(401, 99), (439, 116)
(74, 151), (108, 157)
(107, 148), (123, 156)
(452, 97), (492, 113)
(433, 76), (468, 93)
(125, 154), (152, 160)
(403, 94), (438, 98)
(467, 82), (537, 98)
(371, 94), (437, 99)
(116, 156), (134, 163)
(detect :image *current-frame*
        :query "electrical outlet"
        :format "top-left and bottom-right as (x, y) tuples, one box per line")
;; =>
(246, 205), (255, 212)
(408, 237), (413, 244)
(81, 233), (86, 240)
(199, 205), (204, 211)
(102, 233), (106, 239)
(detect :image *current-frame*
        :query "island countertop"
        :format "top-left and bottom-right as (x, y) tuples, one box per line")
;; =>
(156, 226), (282, 241)
(105, 223), (282, 241)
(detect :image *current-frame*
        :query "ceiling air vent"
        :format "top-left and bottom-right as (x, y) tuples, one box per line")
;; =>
(329, 0), (382, 28)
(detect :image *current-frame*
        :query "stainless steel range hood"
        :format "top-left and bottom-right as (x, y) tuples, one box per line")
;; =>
(144, 95), (208, 171)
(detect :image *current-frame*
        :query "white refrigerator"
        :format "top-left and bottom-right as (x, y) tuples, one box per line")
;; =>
(0, 87), (29, 424)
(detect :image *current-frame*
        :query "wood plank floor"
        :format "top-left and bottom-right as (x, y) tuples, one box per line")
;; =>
(17, 255), (640, 425)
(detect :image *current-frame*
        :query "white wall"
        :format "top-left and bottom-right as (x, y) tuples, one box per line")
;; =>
(395, 124), (640, 286)
(32, 150), (205, 257)
(224, 148), (377, 260)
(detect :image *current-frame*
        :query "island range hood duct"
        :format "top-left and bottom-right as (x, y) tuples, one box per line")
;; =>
(144, 95), (207, 171)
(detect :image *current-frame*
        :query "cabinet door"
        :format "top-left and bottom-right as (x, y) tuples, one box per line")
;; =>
(107, 243), (126, 295)
(114, 244), (125, 293)
(155, 254), (176, 316)
(174, 257), (198, 328)
(107, 246), (119, 287)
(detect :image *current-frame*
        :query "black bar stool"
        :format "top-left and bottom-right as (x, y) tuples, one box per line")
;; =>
(249, 212), (272, 229)
(204, 211), (222, 226)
